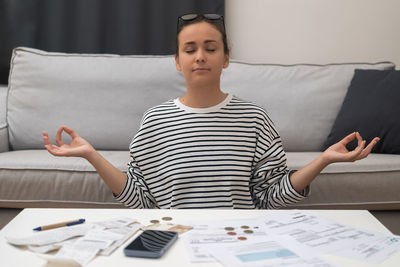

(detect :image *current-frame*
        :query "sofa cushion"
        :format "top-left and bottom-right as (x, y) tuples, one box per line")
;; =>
(286, 152), (400, 209)
(7, 47), (186, 150)
(323, 69), (400, 154)
(1, 150), (399, 209)
(222, 61), (395, 151)
(0, 150), (128, 208)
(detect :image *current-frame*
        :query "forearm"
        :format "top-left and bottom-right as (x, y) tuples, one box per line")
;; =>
(85, 150), (127, 195)
(290, 154), (329, 193)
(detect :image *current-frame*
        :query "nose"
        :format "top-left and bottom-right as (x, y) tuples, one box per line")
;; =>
(195, 49), (206, 63)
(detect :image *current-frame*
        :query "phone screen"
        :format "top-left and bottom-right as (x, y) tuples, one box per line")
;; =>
(124, 230), (178, 258)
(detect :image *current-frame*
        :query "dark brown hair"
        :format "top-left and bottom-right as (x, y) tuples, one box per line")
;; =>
(175, 15), (229, 56)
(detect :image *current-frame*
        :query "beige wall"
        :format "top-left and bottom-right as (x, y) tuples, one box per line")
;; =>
(225, 0), (400, 67)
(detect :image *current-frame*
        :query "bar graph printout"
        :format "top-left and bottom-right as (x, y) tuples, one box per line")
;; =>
(206, 235), (334, 267)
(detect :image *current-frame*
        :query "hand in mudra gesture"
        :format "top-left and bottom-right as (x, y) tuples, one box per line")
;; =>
(323, 132), (379, 164)
(43, 125), (95, 158)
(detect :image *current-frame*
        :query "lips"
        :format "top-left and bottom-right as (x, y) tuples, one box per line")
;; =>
(193, 67), (210, 72)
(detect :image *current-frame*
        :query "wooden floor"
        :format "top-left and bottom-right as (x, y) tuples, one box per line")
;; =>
(1, 208), (399, 235)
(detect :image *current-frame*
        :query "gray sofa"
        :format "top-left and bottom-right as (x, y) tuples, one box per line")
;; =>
(1, 47), (399, 210)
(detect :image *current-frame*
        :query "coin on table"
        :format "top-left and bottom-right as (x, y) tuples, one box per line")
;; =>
(150, 219), (160, 224)
(237, 236), (247, 241)
(162, 216), (173, 221)
(224, 227), (235, 231)
(244, 229), (254, 234)
(227, 231), (237, 236)
(240, 225), (250, 229)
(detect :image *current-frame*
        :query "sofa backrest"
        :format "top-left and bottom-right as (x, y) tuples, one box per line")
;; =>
(0, 85), (8, 152)
(7, 47), (394, 151)
(7, 47), (186, 150)
(221, 61), (394, 151)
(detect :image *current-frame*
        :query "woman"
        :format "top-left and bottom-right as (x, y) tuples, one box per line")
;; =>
(43, 14), (379, 209)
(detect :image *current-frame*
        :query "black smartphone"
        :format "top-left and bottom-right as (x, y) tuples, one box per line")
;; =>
(123, 230), (178, 258)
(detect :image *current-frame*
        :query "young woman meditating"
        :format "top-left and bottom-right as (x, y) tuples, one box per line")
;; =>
(43, 14), (379, 209)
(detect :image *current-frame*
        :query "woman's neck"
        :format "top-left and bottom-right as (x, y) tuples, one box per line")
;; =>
(180, 84), (228, 108)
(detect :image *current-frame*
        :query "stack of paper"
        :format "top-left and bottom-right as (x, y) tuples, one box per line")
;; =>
(5, 217), (142, 266)
(181, 210), (400, 267)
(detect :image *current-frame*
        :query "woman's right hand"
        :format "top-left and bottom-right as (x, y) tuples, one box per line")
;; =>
(43, 125), (95, 159)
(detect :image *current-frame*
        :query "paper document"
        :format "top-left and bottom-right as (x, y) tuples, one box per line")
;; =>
(182, 210), (400, 264)
(262, 210), (380, 253)
(6, 224), (93, 246)
(6, 217), (142, 266)
(207, 236), (335, 267)
(182, 217), (268, 262)
(336, 234), (400, 264)
(261, 210), (400, 264)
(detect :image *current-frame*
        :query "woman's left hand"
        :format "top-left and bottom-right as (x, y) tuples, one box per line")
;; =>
(322, 132), (380, 164)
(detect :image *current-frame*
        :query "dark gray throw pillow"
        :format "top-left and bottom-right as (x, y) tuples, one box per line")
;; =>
(323, 69), (400, 154)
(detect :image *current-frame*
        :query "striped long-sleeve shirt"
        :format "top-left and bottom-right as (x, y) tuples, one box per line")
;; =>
(115, 94), (309, 209)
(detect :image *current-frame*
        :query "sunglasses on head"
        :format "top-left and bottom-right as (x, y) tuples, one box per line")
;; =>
(177, 13), (225, 32)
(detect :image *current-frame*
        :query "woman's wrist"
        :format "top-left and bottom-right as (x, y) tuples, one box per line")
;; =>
(319, 152), (333, 167)
(83, 147), (98, 162)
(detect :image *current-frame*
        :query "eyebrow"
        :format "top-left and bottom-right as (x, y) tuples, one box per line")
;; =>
(183, 40), (217, 45)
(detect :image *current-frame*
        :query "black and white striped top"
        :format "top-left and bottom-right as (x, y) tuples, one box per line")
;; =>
(115, 94), (309, 209)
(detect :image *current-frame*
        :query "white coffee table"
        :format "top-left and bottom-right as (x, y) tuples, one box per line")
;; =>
(1, 208), (399, 266)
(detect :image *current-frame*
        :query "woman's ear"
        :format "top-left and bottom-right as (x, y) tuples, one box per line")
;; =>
(175, 54), (182, 71)
(223, 53), (230, 69)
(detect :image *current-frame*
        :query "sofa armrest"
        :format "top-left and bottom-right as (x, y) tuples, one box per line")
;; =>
(0, 85), (9, 152)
